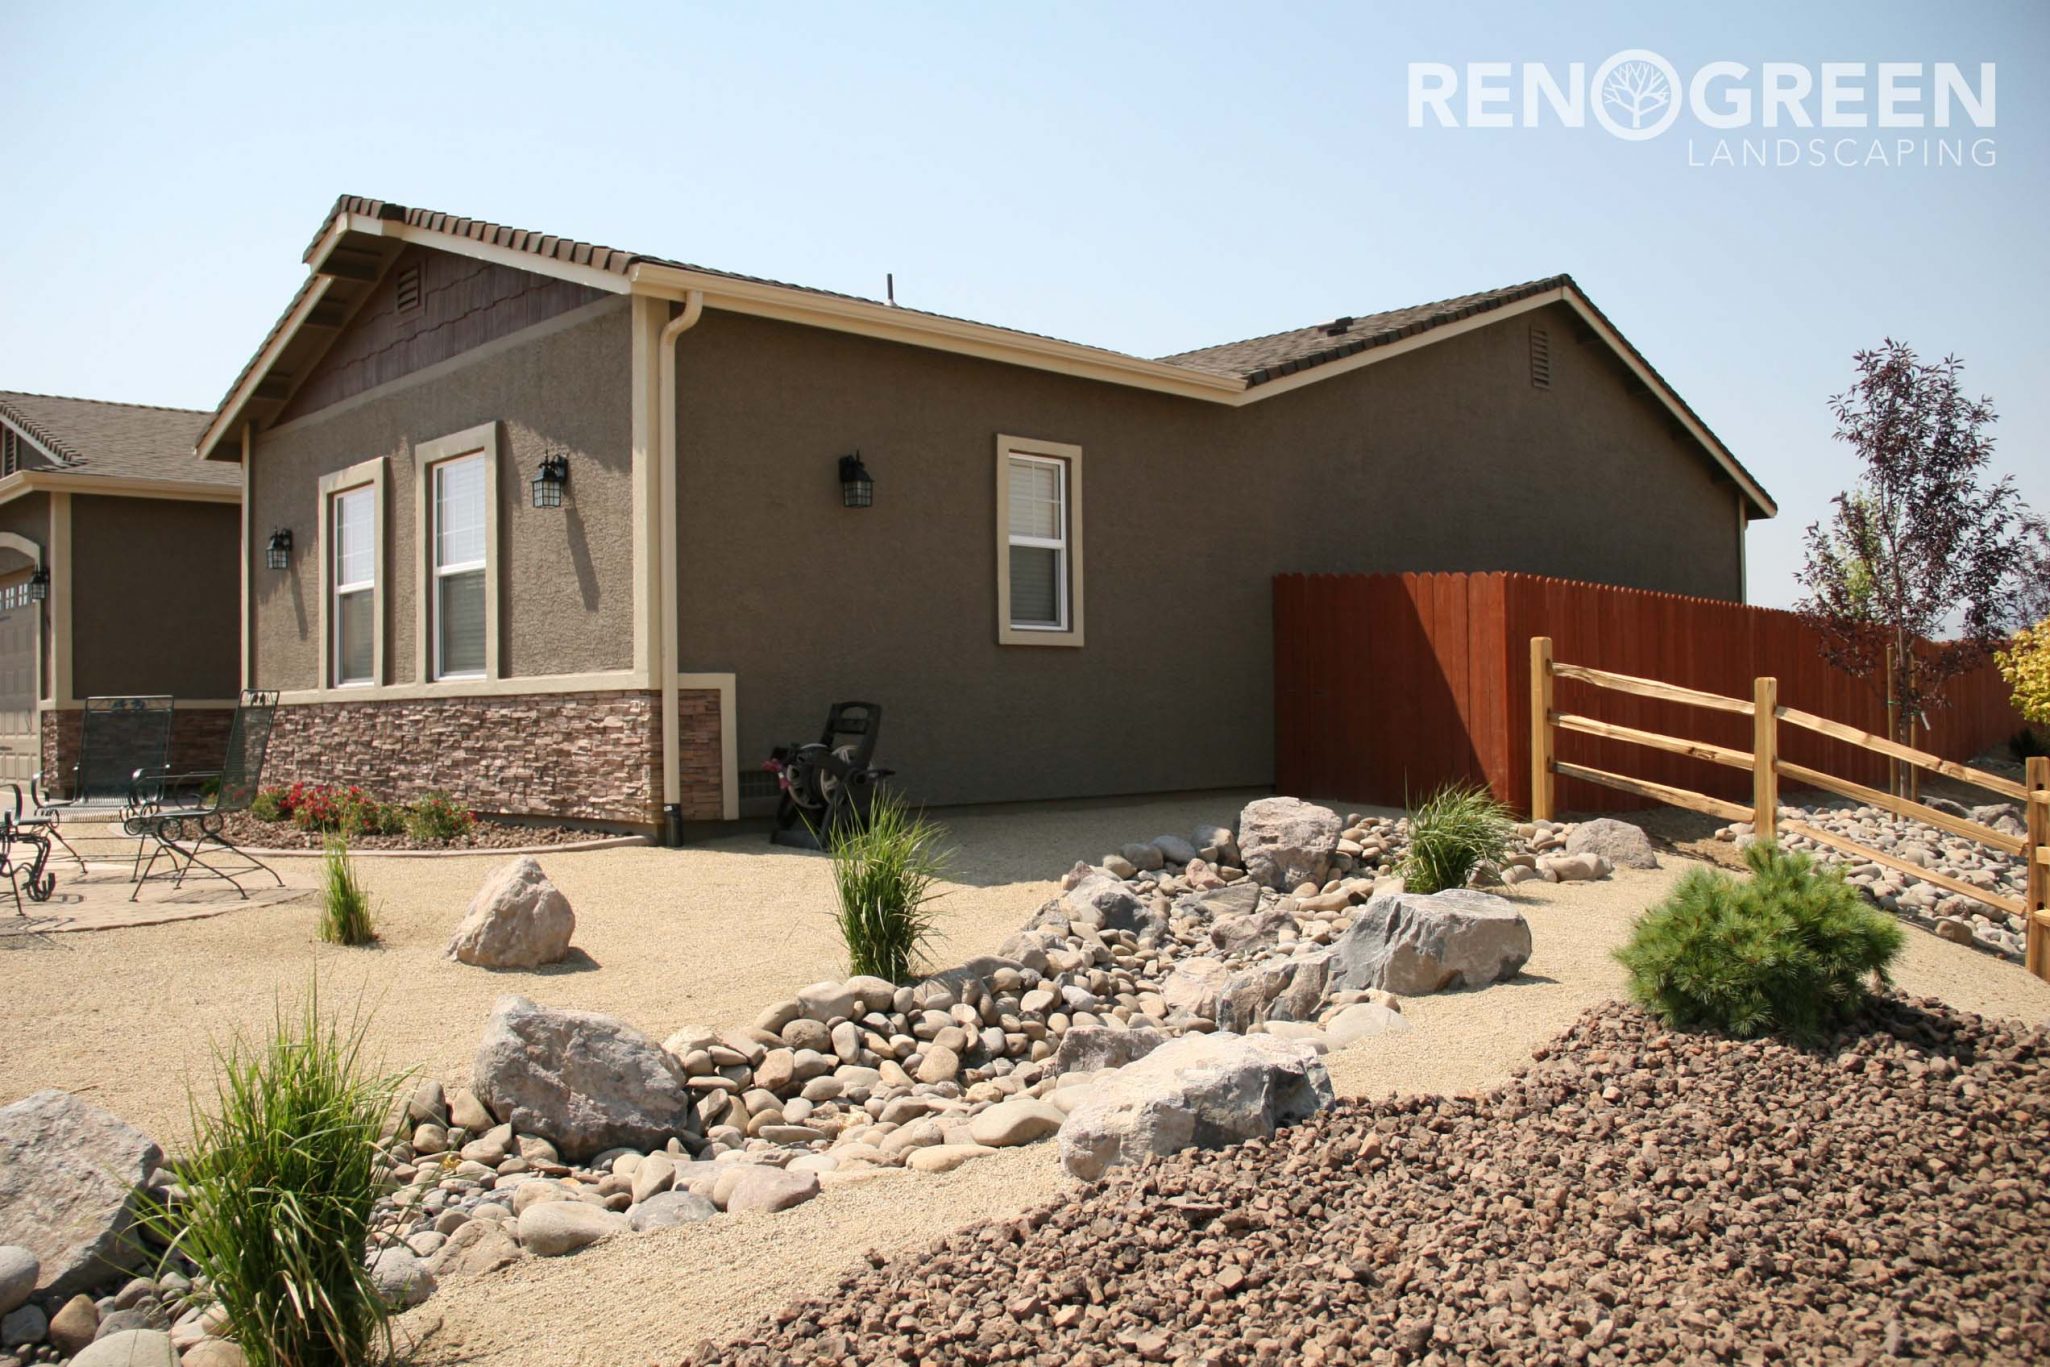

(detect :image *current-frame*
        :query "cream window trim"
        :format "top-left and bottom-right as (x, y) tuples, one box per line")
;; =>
(317, 457), (387, 689)
(411, 422), (502, 685)
(995, 434), (1084, 648)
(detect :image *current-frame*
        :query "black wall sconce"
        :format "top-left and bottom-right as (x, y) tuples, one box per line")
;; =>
(26, 566), (48, 604)
(531, 453), (570, 509)
(265, 528), (293, 571)
(838, 452), (874, 508)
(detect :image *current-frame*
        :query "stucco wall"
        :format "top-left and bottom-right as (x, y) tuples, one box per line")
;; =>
(673, 302), (1748, 810)
(247, 297), (635, 690)
(69, 494), (240, 700)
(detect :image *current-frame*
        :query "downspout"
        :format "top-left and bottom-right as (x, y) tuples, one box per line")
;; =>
(657, 290), (705, 846)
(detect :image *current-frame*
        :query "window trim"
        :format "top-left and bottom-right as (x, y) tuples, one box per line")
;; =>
(413, 422), (501, 684)
(995, 434), (1084, 647)
(316, 457), (388, 689)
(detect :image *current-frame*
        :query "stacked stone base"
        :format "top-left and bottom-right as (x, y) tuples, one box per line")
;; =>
(261, 688), (725, 829)
(38, 707), (236, 796)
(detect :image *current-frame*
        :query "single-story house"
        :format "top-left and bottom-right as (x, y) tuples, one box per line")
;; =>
(201, 195), (1776, 837)
(0, 391), (242, 785)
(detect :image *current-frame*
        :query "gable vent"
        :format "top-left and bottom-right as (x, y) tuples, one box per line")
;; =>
(1529, 324), (1552, 390)
(395, 263), (423, 314)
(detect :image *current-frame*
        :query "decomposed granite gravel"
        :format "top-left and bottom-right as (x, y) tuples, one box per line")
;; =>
(693, 997), (2050, 1367)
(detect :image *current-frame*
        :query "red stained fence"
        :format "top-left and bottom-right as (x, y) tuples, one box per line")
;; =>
(1273, 572), (2024, 815)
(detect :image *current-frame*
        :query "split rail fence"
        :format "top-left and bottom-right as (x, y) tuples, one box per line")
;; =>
(1529, 635), (2050, 983)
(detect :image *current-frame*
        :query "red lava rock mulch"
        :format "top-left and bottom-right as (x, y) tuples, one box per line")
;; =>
(694, 997), (2050, 1366)
(217, 812), (620, 852)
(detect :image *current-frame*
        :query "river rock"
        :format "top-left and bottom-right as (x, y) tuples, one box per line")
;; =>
(629, 1190), (718, 1231)
(1330, 890), (1531, 995)
(0, 1090), (163, 1298)
(1236, 798), (1341, 891)
(69, 1330), (177, 1367)
(517, 1201), (627, 1257)
(471, 996), (694, 1161)
(446, 857), (576, 968)
(367, 1247), (436, 1308)
(0, 1247), (34, 1317)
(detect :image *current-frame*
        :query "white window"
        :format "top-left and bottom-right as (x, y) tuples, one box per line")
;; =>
(331, 486), (376, 686)
(432, 455), (487, 679)
(1007, 455), (1068, 630)
(995, 435), (1084, 647)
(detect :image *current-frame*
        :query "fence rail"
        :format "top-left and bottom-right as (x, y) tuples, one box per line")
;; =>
(1529, 635), (2050, 983)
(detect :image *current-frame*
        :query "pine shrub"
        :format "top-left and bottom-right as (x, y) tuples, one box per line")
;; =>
(1400, 781), (1513, 893)
(828, 792), (950, 982)
(1615, 841), (1904, 1041)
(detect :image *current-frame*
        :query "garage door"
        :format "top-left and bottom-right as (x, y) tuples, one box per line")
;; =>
(0, 572), (39, 782)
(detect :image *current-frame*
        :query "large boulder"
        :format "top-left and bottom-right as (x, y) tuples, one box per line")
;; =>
(1159, 958), (1234, 1019)
(1236, 798), (1342, 891)
(1038, 875), (1165, 944)
(446, 858), (576, 968)
(1330, 890), (1531, 996)
(1051, 1025), (1169, 1076)
(1216, 951), (1333, 1031)
(0, 1091), (162, 1298)
(1563, 818), (1658, 869)
(471, 996), (695, 1161)
(1058, 1033), (1334, 1182)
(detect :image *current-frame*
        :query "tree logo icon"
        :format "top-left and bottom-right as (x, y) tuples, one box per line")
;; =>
(1592, 49), (1682, 141)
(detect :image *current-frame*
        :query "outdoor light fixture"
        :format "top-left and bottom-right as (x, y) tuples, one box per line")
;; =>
(838, 452), (874, 508)
(531, 453), (569, 508)
(265, 528), (293, 571)
(25, 567), (48, 604)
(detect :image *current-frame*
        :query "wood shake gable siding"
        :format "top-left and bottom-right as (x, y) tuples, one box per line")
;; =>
(276, 245), (609, 424)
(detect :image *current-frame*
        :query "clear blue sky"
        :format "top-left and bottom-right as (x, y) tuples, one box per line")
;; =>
(2, 1), (2042, 607)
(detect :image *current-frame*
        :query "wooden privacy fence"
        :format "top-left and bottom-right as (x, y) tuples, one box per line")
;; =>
(1273, 572), (2023, 817)
(1529, 636), (2050, 982)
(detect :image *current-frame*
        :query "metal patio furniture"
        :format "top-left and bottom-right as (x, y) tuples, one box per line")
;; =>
(26, 694), (176, 874)
(126, 690), (283, 900)
(0, 787), (57, 914)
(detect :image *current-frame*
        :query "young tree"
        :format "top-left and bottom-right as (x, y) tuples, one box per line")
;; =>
(1795, 341), (2028, 779)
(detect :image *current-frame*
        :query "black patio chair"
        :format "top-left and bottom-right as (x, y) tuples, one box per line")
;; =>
(126, 691), (284, 900)
(0, 789), (56, 914)
(27, 695), (176, 874)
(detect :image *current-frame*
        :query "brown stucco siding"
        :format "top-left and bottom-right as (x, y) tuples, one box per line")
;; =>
(673, 304), (1747, 810)
(263, 691), (663, 825)
(68, 494), (240, 700)
(248, 297), (636, 690)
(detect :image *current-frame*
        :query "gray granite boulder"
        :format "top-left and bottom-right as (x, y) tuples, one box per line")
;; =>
(471, 996), (695, 1161)
(1330, 890), (1531, 995)
(1051, 1025), (1169, 1076)
(1057, 1033), (1334, 1182)
(0, 1091), (162, 1298)
(1564, 819), (1658, 869)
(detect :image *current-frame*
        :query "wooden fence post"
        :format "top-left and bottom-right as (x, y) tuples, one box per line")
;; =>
(2028, 756), (2048, 983)
(1530, 636), (1555, 821)
(1753, 676), (1778, 843)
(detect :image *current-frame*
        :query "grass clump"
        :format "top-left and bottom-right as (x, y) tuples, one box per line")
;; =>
(402, 791), (475, 844)
(827, 791), (950, 982)
(319, 834), (376, 946)
(1616, 841), (1904, 1041)
(144, 988), (404, 1367)
(1400, 781), (1512, 893)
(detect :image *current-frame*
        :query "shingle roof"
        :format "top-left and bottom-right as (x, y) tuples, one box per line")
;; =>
(0, 391), (235, 487)
(1158, 277), (1571, 384)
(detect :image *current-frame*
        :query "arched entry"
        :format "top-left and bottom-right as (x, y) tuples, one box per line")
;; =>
(0, 532), (43, 781)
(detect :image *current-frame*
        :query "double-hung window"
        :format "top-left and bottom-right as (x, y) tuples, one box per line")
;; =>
(431, 455), (487, 679)
(331, 486), (376, 686)
(996, 435), (1084, 646)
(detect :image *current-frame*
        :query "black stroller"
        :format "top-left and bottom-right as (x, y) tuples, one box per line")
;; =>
(765, 702), (893, 850)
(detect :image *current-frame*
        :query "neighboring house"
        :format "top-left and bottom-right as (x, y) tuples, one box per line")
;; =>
(0, 392), (242, 785)
(201, 195), (1776, 837)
